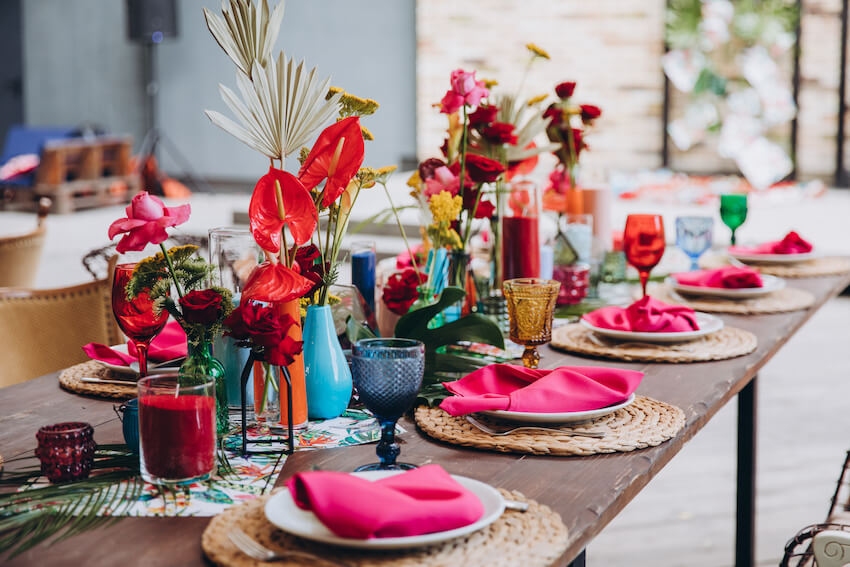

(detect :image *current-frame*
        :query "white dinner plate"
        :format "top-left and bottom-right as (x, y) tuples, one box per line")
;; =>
(480, 393), (636, 424)
(95, 344), (183, 376)
(580, 312), (724, 343)
(665, 274), (785, 299)
(727, 250), (818, 264)
(264, 471), (504, 550)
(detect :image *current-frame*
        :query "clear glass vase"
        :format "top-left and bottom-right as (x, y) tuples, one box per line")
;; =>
(252, 360), (280, 427)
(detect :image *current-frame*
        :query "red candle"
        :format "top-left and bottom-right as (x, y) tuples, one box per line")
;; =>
(502, 216), (540, 280)
(139, 394), (215, 481)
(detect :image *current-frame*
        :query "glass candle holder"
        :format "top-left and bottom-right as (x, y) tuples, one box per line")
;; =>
(552, 263), (590, 306)
(502, 278), (560, 369)
(502, 180), (541, 279)
(351, 240), (377, 312)
(35, 422), (96, 483)
(138, 373), (217, 485)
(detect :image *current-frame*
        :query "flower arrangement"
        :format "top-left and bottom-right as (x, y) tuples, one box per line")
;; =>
(223, 302), (303, 367)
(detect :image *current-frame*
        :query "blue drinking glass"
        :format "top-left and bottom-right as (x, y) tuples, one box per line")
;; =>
(352, 338), (425, 471)
(676, 216), (713, 271)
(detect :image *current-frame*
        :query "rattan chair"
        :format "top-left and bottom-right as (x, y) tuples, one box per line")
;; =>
(0, 255), (122, 388)
(0, 198), (50, 287)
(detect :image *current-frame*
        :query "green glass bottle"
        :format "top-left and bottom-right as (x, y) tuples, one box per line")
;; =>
(180, 340), (228, 437)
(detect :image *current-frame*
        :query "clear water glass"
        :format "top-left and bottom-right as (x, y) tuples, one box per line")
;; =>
(676, 216), (713, 271)
(352, 339), (425, 471)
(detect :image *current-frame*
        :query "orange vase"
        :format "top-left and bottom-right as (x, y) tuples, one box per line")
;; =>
(274, 299), (308, 429)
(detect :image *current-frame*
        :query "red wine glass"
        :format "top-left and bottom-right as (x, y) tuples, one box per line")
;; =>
(623, 214), (666, 297)
(111, 263), (168, 377)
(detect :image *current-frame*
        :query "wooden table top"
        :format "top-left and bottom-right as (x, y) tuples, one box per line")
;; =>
(2, 273), (848, 566)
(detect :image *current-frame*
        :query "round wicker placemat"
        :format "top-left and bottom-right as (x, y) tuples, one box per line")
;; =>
(415, 396), (684, 457)
(550, 324), (757, 363)
(58, 360), (136, 400)
(651, 285), (814, 314)
(202, 489), (568, 567)
(702, 255), (850, 278)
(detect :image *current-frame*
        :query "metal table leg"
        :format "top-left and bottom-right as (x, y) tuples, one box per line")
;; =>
(568, 549), (586, 567)
(736, 376), (757, 567)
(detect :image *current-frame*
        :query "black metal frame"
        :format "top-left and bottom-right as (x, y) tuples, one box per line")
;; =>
(836, 0), (849, 186)
(736, 377), (758, 567)
(238, 349), (295, 457)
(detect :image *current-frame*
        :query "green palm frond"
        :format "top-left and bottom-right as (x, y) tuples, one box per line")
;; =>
(206, 53), (343, 163)
(203, 0), (286, 78)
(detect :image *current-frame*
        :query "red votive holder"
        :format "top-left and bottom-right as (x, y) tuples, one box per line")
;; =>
(35, 422), (96, 483)
(138, 373), (216, 485)
(552, 263), (590, 306)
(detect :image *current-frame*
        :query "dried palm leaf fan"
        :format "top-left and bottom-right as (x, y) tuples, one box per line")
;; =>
(203, 0), (284, 78)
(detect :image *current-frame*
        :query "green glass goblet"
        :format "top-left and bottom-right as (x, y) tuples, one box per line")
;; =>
(719, 194), (748, 245)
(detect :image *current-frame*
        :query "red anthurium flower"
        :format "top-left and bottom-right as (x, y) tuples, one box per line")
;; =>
(241, 262), (314, 304)
(298, 117), (365, 208)
(249, 167), (317, 254)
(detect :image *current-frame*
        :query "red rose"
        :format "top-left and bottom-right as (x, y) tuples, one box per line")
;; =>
(418, 158), (447, 180)
(555, 81), (576, 99)
(267, 334), (304, 367)
(543, 104), (563, 124)
(463, 154), (505, 183)
(295, 244), (320, 264)
(179, 289), (224, 325)
(474, 199), (496, 219)
(294, 244), (325, 296)
(224, 302), (283, 348)
(468, 104), (500, 126)
(580, 104), (601, 123)
(382, 269), (425, 315)
(481, 122), (518, 145)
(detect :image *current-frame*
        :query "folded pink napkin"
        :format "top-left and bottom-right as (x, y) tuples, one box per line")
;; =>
(286, 465), (484, 539)
(582, 296), (699, 332)
(729, 231), (813, 255)
(82, 320), (187, 366)
(439, 363), (643, 416)
(673, 266), (763, 289)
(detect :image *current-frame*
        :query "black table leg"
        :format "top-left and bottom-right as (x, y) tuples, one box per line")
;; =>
(736, 376), (757, 567)
(568, 549), (586, 567)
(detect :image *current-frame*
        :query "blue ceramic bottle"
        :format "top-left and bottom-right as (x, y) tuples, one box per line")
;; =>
(302, 304), (352, 419)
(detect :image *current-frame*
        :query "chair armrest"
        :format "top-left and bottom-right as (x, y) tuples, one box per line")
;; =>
(814, 530), (850, 567)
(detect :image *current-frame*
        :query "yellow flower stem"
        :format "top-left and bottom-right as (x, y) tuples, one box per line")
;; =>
(380, 181), (422, 282)
(158, 242), (185, 299)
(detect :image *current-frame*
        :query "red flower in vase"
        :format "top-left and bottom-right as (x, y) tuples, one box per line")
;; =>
(463, 154), (505, 183)
(241, 262), (314, 304)
(382, 269), (426, 315)
(481, 122), (518, 145)
(249, 168), (317, 254)
(294, 244), (327, 296)
(468, 104), (499, 126)
(179, 289), (224, 325)
(440, 69), (489, 114)
(223, 302), (303, 365)
(555, 81), (576, 99)
(108, 192), (190, 253)
(580, 104), (602, 124)
(298, 117), (365, 208)
(462, 187), (496, 219)
(418, 158), (447, 181)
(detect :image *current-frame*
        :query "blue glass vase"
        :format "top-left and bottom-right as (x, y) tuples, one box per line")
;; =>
(303, 304), (352, 419)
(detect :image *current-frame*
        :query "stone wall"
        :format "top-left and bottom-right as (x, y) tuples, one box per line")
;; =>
(416, 0), (848, 182)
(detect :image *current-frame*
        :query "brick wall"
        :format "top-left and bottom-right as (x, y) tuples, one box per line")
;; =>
(416, 0), (847, 182)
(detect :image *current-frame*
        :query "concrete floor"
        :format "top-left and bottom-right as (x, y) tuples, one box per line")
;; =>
(2, 186), (849, 565)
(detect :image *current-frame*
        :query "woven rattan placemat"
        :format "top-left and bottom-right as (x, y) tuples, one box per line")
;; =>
(550, 324), (757, 362)
(58, 360), (136, 400)
(415, 396), (684, 457)
(202, 489), (568, 567)
(702, 255), (850, 278)
(651, 285), (814, 314)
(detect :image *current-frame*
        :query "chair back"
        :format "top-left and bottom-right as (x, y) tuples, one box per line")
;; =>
(0, 198), (51, 287)
(0, 256), (122, 388)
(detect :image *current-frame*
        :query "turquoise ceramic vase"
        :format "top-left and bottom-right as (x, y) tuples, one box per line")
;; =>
(303, 304), (352, 419)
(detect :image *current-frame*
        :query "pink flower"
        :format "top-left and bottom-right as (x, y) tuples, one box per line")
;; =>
(548, 168), (571, 195)
(424, 166), (461, 198)
(439, 69), (489, 114)
(107, 192), (191, 253)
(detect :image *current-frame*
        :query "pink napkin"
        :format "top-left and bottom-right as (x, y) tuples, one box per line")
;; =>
(439, 363), (643, 416)
(286, 465), (484, 539)
(82, 320), (187, 366)
(582, 296), (699, 332)
(673, 266), (763, 289)
(729, 231), (813, 255)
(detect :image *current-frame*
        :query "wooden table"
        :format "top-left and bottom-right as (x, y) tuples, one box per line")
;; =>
(2, 272), (848, 567)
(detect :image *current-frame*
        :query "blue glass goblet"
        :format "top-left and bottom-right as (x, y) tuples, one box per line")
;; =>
(352, 339), (425, 471)
(676, 216), (713, 271)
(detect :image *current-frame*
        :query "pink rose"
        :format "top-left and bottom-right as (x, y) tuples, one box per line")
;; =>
(439, 69), (489, 114)
(424, 166), (461, 198)
(108, 192), (191, 253)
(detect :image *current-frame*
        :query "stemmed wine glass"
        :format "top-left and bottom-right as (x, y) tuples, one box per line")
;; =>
(623, 214), (666, 297)
(719, 194), (748, 245)
(111, 263), (168, 377)
(676, 216), (713, 271)
(351, 338), (425, 471)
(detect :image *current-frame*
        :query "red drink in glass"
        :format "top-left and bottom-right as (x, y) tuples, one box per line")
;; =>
(112, 263), (168, 376)
(623, 214), (665, 297)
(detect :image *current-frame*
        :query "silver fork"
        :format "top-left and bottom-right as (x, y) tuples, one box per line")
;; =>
(466, 415), (605, 438)
(229, 527), (352, 567)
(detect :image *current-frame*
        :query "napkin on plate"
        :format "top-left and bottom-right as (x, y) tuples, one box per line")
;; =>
(728, 231), (813, 255)
(582, 296), (699, 333)
(439, 363), (643, 416)
(82, 320), (187, 366)
(673, 266), (763, 289)
(286, 464), (485, 539)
